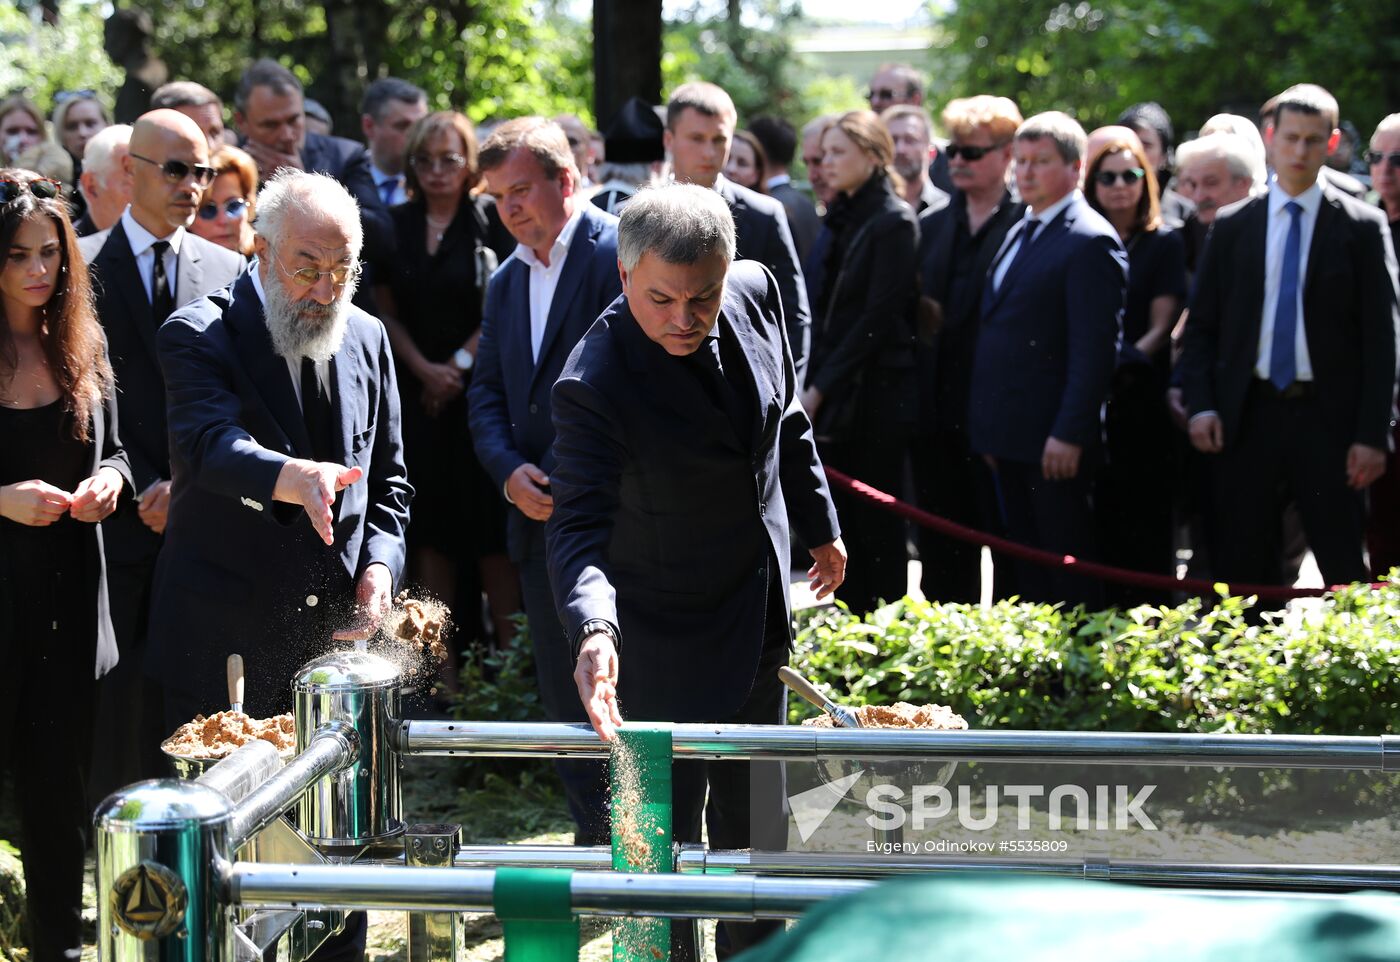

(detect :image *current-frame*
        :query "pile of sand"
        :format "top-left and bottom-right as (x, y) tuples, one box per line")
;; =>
(162, 711), (295, 759)
(803, 701), (969, 730)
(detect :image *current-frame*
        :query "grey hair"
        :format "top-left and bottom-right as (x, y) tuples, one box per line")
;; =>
(594, 161), (661, 190)
(151, 81), (222, 111)
(254, 169), (364, 260)
(1199, 113), (1268, 189)
(235, 59), (302, 113)
(1176, 132), (1258, 187)
(82, 123), (132, 186)
(1016, 111), (1088, 165)
(617, 183), (735, 273)
(1372, 113), (1400, 150)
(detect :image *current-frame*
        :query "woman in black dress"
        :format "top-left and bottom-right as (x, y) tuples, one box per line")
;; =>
(1086, 138), (1187, 605)
(374, 112), (519, 678)
(0, 169), (130, 962)
(804, 110), (920, 614)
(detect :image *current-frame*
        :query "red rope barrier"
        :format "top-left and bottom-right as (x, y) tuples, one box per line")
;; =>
(822, 466), (1383, 602)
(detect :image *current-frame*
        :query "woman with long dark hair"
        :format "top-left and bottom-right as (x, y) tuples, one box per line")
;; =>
(0, 169), (130, 962)
(803, 110), (920, 613)
(373, 112), (519, 688)
(1085, 138), (1187, 605)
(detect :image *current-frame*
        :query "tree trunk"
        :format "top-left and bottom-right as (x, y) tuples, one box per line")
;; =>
(593, 0), (663, 129)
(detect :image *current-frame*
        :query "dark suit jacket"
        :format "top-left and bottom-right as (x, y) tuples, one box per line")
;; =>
(468, 204), (621, 561)
(1181, 185), (1400, 450)
(546, 262), (840, 722)
(79, 222), (246, 564)
(717, 175), (812, 378)
(768, 180), (822, 264)
(148, 273), (412, 714)
(968, 193), (1127, 463)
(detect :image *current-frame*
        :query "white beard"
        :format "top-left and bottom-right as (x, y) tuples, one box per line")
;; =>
(263, 272), (356, 362)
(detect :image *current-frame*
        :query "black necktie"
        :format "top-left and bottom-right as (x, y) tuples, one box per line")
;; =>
(996, 218), (1041, 290)
(689, 336), (751, 446)
(300, 357), (336, 463)
(150, 240), (174, 325)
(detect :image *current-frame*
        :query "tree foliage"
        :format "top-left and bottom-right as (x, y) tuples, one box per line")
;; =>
(933, 0), (1400, 134)
(0, 2), (122, 113)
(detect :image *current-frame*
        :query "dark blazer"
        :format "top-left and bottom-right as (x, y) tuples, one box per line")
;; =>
(79, 221), (246, 564)
(468, 205), (622, 561)
(546, 261), (840, 722)
(0, 383), (132, 678)
(1181, 185), (1400, 449)
(148, 273), (412, 714)
(968, 193), (1127, 463)
(716, 175), (812, 377)
(917, 189), (1025, 433)
(768, 180), (822, 263)
(808, 173), (921, 439)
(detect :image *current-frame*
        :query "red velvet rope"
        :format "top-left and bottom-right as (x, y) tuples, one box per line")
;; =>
(822, 466), (1384, 602)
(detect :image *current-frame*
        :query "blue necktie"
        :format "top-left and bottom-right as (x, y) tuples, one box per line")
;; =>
(997, 218), (1041, 290)
(1269, 200), (1303, 391)
(378, 177), (398, 206)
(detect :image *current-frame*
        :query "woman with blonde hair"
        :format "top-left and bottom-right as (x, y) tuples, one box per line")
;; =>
(804, 109), (919, 613)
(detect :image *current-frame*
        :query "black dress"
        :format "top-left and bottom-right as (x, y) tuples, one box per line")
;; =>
(0, 396), (128, 962)
(1096, 226), (1188, 606)
(379, 197), (507, 566)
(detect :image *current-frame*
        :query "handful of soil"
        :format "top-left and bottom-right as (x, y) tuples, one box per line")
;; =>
(803, 701), (969, 730)
(375, 592), (451, 681)
(162, 711), (295, 759)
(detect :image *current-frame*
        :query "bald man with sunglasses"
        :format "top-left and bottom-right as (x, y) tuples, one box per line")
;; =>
(77, 108), (246, 800)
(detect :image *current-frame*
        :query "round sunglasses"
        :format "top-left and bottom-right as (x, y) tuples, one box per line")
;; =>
(1094, 168), (1146, 187)
(198, 197), (249, 220)
(0, 177), (62, 203)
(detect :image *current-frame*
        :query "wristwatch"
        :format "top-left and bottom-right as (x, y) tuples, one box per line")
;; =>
(576, 619), (620, 654)
(451, 347), (475, 372)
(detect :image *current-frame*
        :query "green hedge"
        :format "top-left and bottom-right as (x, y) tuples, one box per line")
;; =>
(789, 581), (1400, 735)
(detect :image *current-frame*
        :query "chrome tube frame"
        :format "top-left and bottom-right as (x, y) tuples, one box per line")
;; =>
(228, 724), (357, 850)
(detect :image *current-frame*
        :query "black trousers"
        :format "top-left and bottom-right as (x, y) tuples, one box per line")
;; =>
(820, 432), (910, 613)
(669, 622), (789, 961)
(1213, 381), (1369, 587)
(910, 427), (1011, 603)
(993, 457), (1104, 609)
(1, 551), (94, 962)
(90, 556), (167, 802)
(519, 524), (610, 844)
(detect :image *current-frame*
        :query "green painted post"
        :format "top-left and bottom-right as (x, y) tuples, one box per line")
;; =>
(494, 866), (580, 961)
(611, 724), (674, 961)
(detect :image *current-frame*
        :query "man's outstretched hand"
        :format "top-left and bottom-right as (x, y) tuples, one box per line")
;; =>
(808, 538), (848, 600)
(273, 459), (363, 544)
(574, 632), (623, 742)
(332, 563), (393, 642)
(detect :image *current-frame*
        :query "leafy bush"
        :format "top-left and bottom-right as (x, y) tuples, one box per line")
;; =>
(790, 581), (1400, 736)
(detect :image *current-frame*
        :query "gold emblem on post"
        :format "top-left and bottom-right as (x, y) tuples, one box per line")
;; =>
(111, 861), (187, 939)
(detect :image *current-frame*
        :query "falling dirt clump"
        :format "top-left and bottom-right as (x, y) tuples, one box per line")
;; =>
(162, 711), (295, 759)
(377, 591), (451, 678)
(803, 702), (969, 730)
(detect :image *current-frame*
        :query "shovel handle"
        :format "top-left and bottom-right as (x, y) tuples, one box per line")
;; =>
(778, 666), (833, 712)
(227, 654), (245, 713)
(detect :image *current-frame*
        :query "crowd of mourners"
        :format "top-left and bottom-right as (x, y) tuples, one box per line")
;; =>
(1, 52), (1399, 962)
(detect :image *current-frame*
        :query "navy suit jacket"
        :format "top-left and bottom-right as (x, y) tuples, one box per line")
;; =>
(148, 272), (412, 714)
(79, 221), (246, 564)
(968, 193), (1127, 463)
(468, 204), (621, 560)
(545, 261), (840, 722)
(1181, 185), (1400, 450)
(717, 175), (812, 379)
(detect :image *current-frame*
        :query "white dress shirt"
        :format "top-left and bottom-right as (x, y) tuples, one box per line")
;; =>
(991, 189), (1079, 292)
(514, 204), (584, 364)
(250, 263), (328, 413)
(120, 207), (183, 303)
(1255, 176), (1323, 382)
(370, 163), (407, 208)
(766, 173), (791, 190)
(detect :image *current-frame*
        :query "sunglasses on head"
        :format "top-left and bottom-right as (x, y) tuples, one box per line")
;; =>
(130, 152), (217, 187)
(0, 177), (61, 203)
(945, 142), (1007, 162)
(54, 88), (98, 106)
(198, 197), (248, 220)
(1095, 168), (1146, 186)
(1365, 150), (1400, 170)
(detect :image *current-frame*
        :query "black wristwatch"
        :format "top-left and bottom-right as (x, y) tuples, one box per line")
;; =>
(575, 619), (620, 657)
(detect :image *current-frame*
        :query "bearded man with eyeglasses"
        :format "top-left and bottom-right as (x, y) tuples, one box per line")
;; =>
(77, 108), (246, 802)
(149, 167), (411, 728)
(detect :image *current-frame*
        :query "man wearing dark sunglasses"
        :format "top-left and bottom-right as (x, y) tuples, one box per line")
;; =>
(77, 108), (245, 802)
(1364, 113), (1400, 580)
